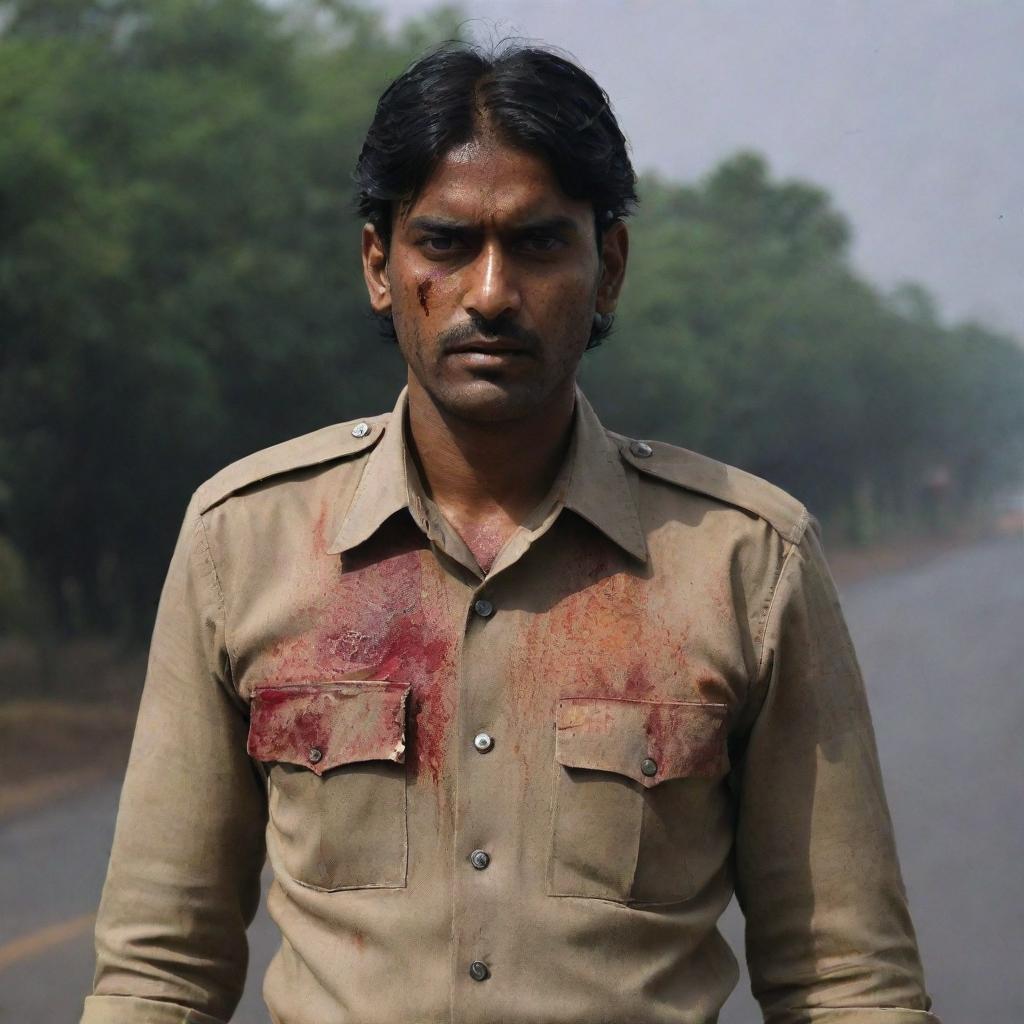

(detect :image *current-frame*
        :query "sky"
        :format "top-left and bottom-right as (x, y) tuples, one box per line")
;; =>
(378, 0), (1023, 340)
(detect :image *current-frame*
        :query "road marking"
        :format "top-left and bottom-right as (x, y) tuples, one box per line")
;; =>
(0, 913), (96, 972)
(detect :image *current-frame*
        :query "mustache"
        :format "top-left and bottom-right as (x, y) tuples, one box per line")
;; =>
(439, 315), (541, 351)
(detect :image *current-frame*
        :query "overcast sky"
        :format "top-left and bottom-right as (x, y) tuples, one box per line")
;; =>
(377, 0), (1023, 340)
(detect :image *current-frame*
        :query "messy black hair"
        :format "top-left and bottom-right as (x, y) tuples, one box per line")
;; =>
(353, 41), (638, 347)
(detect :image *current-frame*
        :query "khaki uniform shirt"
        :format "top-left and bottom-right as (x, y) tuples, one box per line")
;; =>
(83, 388), (938, 1024)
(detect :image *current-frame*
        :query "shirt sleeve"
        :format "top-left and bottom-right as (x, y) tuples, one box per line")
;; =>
(81, 496), (267, 1024)
(732, 521), (941, 1024)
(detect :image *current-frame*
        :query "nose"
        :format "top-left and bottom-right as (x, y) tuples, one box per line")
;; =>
(462, 242), (521, 322)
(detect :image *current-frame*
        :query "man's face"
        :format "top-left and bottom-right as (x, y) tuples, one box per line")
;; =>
(362, 136), (628, 423)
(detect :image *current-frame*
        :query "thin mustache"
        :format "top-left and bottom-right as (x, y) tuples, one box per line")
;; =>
(440, 319), (540, 351)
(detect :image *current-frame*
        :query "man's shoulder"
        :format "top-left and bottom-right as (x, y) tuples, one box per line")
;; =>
(610, 430), (810, 546)
(195, 412), (390, 514)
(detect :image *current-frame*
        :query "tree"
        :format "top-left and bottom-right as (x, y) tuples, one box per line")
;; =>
(2, 7), (1023, 637)
(0, 0), (458, 634)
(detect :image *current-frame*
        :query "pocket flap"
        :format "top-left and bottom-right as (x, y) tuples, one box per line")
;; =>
(555, 697), (729, 788)
(248, 681), (409, 776)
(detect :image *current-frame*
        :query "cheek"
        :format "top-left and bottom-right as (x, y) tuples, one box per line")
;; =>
(538, 272), (599, 333)
(416, 279), (432, 316)
(390, 276), (427, 336)
(391, 273), (454, 365)
(395, 268), (453, 324)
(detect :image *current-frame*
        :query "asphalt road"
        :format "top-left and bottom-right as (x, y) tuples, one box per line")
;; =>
(2, 536), (1021, 1022)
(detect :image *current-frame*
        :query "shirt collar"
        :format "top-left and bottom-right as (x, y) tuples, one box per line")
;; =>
(326, 388), (413, 556)
(564, 388), (648, 563)
(326, 385), (648, 564)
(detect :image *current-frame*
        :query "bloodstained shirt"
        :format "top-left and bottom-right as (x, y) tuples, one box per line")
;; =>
(82, 387), (939, 1024)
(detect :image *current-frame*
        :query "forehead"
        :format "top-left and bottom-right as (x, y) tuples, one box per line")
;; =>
(401, 138), (593, 227)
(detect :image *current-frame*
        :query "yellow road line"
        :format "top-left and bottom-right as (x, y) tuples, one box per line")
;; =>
(0, 912), (96, 972)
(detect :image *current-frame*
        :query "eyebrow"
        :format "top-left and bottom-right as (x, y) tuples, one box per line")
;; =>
(406, 215), (580, 235)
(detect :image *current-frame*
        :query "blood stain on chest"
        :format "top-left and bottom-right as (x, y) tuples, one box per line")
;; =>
(511, 528), (685, 708)
(263, 517), (455, 786)
(247, 682), (408, 767)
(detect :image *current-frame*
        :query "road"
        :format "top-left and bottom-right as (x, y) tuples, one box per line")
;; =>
(2, 537), (1021, 1022)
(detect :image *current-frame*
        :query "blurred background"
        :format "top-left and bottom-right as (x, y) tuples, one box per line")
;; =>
(1, 0), (1021, 1020)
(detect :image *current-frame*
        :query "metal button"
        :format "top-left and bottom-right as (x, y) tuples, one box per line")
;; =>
(468, 960), (490, 981)
(640, 757), (658, 777)
(308, 747), (324, 764)
(351, 422), (370, 438)
(473, 732), (493, 753)
(630, 440), (654, 458)
(473, 598), (494, 618)
(470, 849), (490, 870)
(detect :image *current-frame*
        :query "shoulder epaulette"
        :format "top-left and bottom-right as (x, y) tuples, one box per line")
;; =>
(195, 413), (389, 514)
(612, 432), (809, 545)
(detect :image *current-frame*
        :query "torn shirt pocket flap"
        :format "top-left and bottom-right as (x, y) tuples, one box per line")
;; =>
(247, 681), (410, 776)
(555, 697), (730, 788)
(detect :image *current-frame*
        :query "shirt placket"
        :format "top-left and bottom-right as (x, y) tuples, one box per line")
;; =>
(419, 509), (562, 1018)
(398, 415), (582, 1017)
(446, 565), (519, 1015)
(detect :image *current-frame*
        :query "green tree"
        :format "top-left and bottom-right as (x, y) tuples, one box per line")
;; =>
(583, 153), (1024, 537)
(0, 0), (458, 634)
(2, 8), (1023, 639)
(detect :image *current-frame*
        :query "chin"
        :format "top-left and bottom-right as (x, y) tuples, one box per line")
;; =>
(429, 376), (555, 424)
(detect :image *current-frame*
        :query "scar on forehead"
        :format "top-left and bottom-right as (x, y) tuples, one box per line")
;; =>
(417, 278), (432, 315)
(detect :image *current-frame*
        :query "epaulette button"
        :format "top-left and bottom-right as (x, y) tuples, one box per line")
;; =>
(630, 440), (653, 458)
(351, 422), (370, 438)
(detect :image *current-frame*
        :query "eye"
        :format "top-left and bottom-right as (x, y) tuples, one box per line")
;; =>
(520, 233), (564, 254)
(418, 234), (464, 256)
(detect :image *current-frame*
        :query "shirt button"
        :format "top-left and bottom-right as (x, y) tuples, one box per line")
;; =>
(473, 732), (494, 753)
(351, 422), (370, 438)
(308, 747), (324, 765)
(630, 440), (654, 458)
(640, 757), (658, 777)
(468, 960), (490, 981)
(473, 598), (495, 618)
(470, 849), (490, 870)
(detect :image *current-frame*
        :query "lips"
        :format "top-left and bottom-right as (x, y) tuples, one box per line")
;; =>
(445, 336), (534, 356)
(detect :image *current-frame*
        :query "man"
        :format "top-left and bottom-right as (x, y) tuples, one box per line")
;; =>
(83, 42), (939, 1024)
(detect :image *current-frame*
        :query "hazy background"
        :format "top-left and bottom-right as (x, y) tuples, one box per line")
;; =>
(382, 0), (1024, 337)
(1, 1), (1022, 1021)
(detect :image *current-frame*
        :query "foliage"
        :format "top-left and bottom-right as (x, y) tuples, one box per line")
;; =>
(2, 0), (1023, 636)
(583, 156), (1024, 533)
(0, 0), (454, 633)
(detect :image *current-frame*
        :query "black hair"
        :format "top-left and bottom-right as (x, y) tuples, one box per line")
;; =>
(353, 41), (638, 348)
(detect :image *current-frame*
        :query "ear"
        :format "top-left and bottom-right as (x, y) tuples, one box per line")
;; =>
(596, 219), (629, 315)
(362, 223), (391, 314)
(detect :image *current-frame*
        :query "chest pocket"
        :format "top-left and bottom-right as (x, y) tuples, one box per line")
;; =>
(549, 696), (731, 905)
(248, 681), (410, 892)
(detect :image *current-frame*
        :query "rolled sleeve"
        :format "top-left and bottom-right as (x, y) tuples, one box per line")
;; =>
(82, 497), (266, 1024)
(733, 523), (941, 1024)
(81, 994), (228, 1024)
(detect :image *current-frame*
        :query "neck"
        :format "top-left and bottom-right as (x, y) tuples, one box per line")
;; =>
(405, 377), (575, 536)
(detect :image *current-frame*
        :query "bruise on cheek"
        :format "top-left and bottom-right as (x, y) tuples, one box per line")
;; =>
(416, 278), (432, 316)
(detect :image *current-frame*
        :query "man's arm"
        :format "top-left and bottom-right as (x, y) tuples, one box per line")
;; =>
(81, 496), (267, 1024)
(732, 522), (940, 1024)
